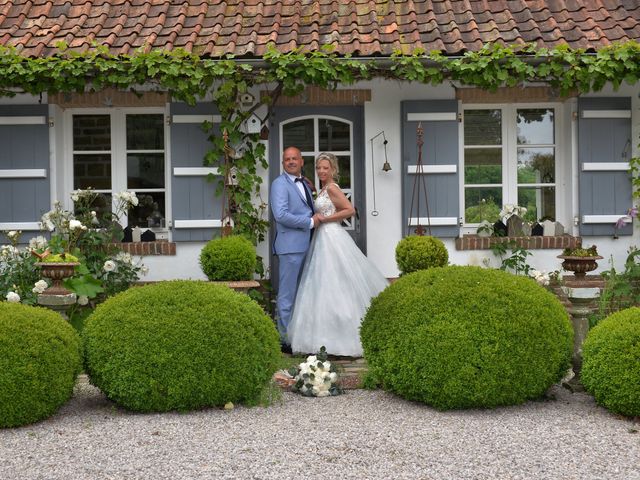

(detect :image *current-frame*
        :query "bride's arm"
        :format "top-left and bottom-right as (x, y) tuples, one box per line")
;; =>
(319, 183), (355, 224)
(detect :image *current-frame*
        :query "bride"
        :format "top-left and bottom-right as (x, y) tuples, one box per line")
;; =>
(287, 152), (389, 357)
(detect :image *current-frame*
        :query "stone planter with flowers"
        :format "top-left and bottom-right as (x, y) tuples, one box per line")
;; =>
(558, 245), (603, 278)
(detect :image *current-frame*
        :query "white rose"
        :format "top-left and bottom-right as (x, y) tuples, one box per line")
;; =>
(329, 372), (338, 382)
(317, 390), (330, 397)
(140, 266), (149, 276)
(6, 291), (20, 303)
(32, 280), (48, 294)
(77, 295), (89, 306)
(103, 260), (116, 272)
(69, 219), (83, 230)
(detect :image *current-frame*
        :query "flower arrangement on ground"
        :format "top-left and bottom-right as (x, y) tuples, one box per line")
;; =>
(287, 346), (343, 397)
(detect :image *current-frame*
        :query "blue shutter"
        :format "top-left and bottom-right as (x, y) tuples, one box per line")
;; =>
(401, 100), (460, 237)
(0, 105), (50, 232)
(169, 102), (223, 241)
(578, 97), (633, 236)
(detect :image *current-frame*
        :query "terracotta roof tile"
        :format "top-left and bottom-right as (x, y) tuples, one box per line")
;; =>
(0, 0), (638, 58)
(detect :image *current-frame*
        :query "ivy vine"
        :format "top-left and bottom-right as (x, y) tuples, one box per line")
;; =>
(1, 41), (639, 245)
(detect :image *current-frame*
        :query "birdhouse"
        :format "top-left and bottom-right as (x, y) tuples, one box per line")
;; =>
(244, 113), (262, 134)
(226, 166), (239, 186)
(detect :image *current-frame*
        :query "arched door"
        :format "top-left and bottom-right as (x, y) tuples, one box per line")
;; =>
(269, 105), (365, 280)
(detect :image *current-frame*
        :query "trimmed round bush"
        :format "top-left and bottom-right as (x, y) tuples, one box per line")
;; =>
(82, 280), (280, 412)
(395, 235), (448, 275)
(360, 266), (572, 410)
(581, 307), (640, 417)
(200, 235), (256, 281)
(0, 303), (82, 428)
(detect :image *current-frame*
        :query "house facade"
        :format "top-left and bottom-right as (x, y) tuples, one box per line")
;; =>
(1, 1), (639, 281)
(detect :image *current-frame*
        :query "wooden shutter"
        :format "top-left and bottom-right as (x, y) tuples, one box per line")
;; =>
(169, 102), (223, 241)
(578, 97), (633, 236)
(0, 105), (50, 232)
(401, 100), (460, 237)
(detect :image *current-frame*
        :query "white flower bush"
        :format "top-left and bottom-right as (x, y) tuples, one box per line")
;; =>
(32, 280), (48, 294)
(289, 347), (343, 397)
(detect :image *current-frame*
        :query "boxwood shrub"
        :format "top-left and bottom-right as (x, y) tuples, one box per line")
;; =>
(82, 280), (280, 412)
(0, 303), (82, 428)
(199, 235), (256, 281)
(395, 235), (448, 275)
(360, 266), (572, 410)
(581, 307), (640, 417)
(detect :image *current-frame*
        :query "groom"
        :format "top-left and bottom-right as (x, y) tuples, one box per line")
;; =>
(270, 146), (319, 352)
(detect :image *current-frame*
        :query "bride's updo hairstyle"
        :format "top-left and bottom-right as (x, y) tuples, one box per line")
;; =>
(316, 152), (340, 184)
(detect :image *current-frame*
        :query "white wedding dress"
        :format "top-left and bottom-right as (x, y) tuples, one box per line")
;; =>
(288, 185), (389, 357)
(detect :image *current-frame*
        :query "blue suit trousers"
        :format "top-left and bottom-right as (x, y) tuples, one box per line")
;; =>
(276, 251), (307, 344)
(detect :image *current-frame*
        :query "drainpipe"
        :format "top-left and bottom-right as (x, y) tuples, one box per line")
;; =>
(570, 98), (580, 237)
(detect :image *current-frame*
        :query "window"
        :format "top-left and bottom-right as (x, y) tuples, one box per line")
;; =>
(281, 116), (355, 229)
(463, 106), (557, 227)
(71, 110), (166, 229)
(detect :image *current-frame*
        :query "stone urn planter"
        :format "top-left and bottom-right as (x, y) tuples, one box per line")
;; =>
(34, 262), (80, 295)
(557, 255), (603, 279)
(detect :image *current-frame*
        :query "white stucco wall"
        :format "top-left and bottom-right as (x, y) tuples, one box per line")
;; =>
(4, 82), (639, 282)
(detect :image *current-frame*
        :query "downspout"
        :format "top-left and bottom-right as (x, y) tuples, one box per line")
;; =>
(570, 97), (580, 237)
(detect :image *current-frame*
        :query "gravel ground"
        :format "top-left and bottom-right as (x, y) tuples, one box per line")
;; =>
(1, 376), (639, 480)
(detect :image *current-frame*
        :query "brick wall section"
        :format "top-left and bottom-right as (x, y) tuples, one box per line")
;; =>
(49, 88), (168, 108)
(455, 235), (581, 250)
(262, 86), (371, 106)
(111, 241), (176, 256)
(456, 86), (575, 103)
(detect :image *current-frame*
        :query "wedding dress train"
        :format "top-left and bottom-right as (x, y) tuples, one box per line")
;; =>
(287, 186), (389, 357)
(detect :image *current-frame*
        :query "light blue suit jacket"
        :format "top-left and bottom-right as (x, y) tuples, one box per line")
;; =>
(270, 173), (313, 255)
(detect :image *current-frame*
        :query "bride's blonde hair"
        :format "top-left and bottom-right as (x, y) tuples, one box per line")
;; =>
(316, 152), (340, 184)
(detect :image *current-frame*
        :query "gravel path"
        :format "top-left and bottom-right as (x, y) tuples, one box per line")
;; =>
(1, 376), (639, 480)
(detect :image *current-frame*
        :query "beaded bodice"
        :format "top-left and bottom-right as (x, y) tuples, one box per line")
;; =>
(314, 185), (337, 217)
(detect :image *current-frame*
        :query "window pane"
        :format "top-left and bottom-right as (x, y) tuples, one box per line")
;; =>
(74, 193), (112, 227)
(283, 119), (314, 152)
(517, 109), (554, 145)
(302, 155), (315, 183)
(464, 148), (502, 184)
(337, 155), (351, 188)
(464, 110), (501, 145)
(126, 114), (164, 150)
(319, 119), (350, 151)
(74, 154), (111, 189)
(127, 153), (165, 189)
(128, 192), (166, 229)
(518, 187), (555, 222)
(73, 115), (110, 151)
(518, 147), (555, 184)
(464, 188), (502, 223)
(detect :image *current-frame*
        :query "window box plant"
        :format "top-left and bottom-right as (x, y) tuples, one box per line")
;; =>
(557, 245), (603, 278)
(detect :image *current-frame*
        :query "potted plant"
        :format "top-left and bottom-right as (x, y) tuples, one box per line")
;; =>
(199, 235), (259, 293)
(557, 245), (603, 278)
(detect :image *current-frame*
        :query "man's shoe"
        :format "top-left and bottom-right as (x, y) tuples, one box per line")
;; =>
(280, 343), (292, 354)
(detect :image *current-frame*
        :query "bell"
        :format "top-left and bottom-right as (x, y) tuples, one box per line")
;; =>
(382, 161), (392, 172)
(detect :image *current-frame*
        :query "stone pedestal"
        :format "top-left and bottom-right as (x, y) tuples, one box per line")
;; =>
(37, 293), (77, 320)
(212, 280), (260, 295)
(561, 286), (600, 391)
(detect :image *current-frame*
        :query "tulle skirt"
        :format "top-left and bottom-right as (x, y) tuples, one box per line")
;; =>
(288, 222), (389, 357)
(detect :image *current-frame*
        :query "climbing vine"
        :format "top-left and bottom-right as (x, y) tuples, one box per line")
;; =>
(1, 40), (639, 244)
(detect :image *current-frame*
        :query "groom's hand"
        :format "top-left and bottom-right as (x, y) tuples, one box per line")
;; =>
(312, 213), (322, 227)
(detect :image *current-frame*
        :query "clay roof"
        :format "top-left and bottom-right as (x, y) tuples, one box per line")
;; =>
(0, 0), (639, 58)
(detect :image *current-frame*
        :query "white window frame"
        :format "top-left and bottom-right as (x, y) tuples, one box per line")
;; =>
(460, 102), (563, 234)
(279, 115), (355, 229)
(63, 107), (170, 230)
